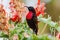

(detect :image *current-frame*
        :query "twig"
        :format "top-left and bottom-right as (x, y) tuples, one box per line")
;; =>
(40, 23), (47, 34)
(54, 29), (56, 40)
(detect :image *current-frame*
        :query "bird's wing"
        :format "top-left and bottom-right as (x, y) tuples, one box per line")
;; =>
(33, 14), (38, 26)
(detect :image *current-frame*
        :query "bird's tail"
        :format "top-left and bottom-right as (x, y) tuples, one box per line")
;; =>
(33, 28), (38, 35)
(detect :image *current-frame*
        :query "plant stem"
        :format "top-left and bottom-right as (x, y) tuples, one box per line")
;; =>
(40, 23), (47, 34)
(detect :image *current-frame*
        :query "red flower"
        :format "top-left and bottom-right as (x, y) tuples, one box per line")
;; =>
(35, 1), (46, 16)
(37, 0), (40, 5)
(56, 33), (60, 39)
(9, 0), (20, 22)
(10, 13), (20, 22)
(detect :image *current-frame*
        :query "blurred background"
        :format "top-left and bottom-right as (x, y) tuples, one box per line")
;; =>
(42, 0), (60, 21)
(41, 0), (60, 34)
(0, 0), (60, 40)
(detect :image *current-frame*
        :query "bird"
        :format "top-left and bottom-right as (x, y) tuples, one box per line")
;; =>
(26, 6), (38, 35)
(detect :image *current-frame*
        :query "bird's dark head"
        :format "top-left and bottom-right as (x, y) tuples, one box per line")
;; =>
(27, 6), (36, 13)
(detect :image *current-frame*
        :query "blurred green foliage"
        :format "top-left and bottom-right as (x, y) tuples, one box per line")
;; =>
(0, 15), (60, 40)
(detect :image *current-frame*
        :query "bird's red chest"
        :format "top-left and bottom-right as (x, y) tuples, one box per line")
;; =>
(26, 11), (33, 20)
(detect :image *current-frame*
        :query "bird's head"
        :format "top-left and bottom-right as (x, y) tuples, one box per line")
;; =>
(27, 6), (36, 13)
